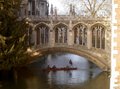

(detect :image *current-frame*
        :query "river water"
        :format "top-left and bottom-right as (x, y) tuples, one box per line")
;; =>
(0, 53), (110, 89)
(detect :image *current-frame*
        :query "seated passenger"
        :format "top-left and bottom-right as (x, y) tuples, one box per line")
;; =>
(52, 65), (56, 69)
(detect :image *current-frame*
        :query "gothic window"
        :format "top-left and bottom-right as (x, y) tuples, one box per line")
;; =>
(54, 24), (67, 44)
(73, 24), (87, 46)
(92, 24), (105, 49)
(35, 23), (49, 45)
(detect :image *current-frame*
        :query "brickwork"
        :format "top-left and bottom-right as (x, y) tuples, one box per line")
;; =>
(111, 0), (120, 89)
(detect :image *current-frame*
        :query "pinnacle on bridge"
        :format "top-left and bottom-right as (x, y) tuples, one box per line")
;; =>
(54, 7), (57, 17)
(50, 4), (53, 16)
(69, 4), (76, 16)
(72, 5), (75, 16)
(69, 4), (73, 16)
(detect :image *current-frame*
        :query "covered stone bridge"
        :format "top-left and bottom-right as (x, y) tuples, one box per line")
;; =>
(26, 16), (111, 72)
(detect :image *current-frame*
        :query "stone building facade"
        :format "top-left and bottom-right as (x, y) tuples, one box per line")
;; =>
(19, 0), (49, 17)
(28, 0), (49, 16)
(111, 0), (120, 89)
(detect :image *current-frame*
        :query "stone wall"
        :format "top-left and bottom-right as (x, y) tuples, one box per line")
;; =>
(111, 0), (120, 89)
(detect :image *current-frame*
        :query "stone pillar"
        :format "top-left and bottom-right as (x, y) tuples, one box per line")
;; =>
(68, 20), (73, 45)
(49, 20), (54, 47)
(111, 1), (120, 89)
(87, 25), (92, 49)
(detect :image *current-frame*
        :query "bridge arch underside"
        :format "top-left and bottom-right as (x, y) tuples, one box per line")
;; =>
(30, 47), (109, 71)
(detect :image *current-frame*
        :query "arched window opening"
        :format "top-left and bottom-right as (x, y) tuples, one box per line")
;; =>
(54, 24), (67, 44)
(35, 24), (49, 45)
(73, 24), (87, 46)
(91, 24), (105, 49)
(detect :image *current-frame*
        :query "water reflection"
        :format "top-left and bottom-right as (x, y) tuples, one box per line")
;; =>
(48, 70), (90, 85)
(0, 69), (109, 89)
(0, 53), (110, 89)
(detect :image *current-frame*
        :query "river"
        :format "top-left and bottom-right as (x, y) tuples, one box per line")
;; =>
(0, 53), (110, 89)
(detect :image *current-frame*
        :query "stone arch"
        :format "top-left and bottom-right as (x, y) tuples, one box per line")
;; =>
(34, 22), (50, 30)
(91, 23), (106, 49)
(72, 23), (88, 46)
(91, 23), (106, 29)
(29, 47), (109, 71)
(72, 22), (88, 28)
(53, 22), (68, 28)
(53, 23), (68, 44)
(34, 22), (50, 45)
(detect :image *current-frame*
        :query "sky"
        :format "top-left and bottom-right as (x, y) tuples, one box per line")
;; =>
(48, 0), (67, 14)
(48, 0), (111, 16)
(48, 0), (81, 15)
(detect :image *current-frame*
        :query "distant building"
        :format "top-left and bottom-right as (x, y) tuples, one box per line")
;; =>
(20, 0), (49, 17)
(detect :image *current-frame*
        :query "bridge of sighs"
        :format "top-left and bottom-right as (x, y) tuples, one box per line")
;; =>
(25, 14), (111, 71)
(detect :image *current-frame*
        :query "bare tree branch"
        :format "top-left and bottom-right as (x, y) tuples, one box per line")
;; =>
(93, 0), (96, 12)
(94, 0), (105, 15)
(81, 0), (107, 17)
(87, 0), (92, 11)
(82, 0), (91, 12)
